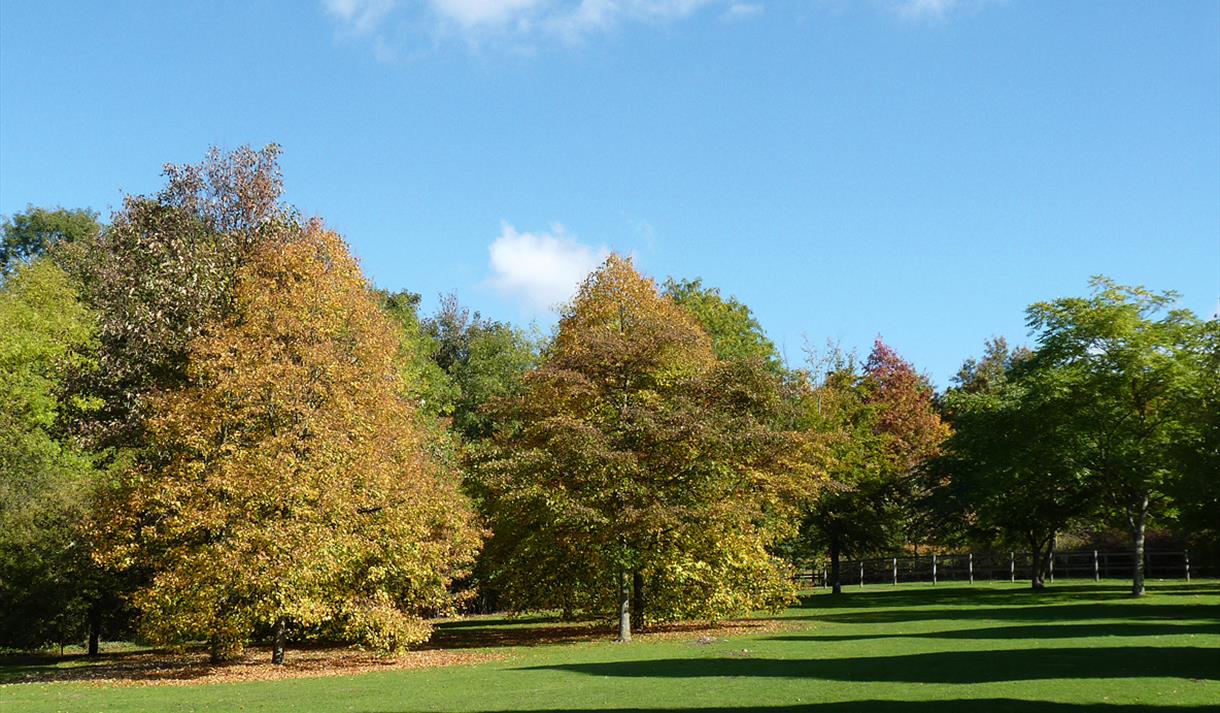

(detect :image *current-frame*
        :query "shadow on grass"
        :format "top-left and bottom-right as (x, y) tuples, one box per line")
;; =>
(801, 601), (1220, 625)
(520, 646), (1220, 683)
(796, 582), (1220, 611)
(429, 617), (778, 650)
(364, 702), (1219, 713)
(770, 621), (1220, 642)
(0, 648), (214, 685)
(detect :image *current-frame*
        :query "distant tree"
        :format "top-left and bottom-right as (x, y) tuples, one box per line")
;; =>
(96, 225), (481, 663)
(471, 255), (809, 641)
(1026, 277), (1201, 596)
(0, 206), (99, 277)
(934, 339), (1092, 589)
(423, 293), (538, 442)
(0, 260), (110, 651)
(799, 340), (948, 594)
(378, 289), (460, 418)
(1169, 318), (1220, 547)
(663, 277), (782, 370)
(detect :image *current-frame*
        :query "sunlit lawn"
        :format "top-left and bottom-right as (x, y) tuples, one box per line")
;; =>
(3, 579), (1217, 712)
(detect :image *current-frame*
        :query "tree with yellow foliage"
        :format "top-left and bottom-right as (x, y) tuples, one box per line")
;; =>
(471, 255), (813, 642)
(99, 223), (480, 663)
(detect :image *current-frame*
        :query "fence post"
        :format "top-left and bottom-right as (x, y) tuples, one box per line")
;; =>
(1185, 550), (1191, 582)
(1049, 551), (1054, 583)
(822, 563), (827, 589)
(1010, 552), (1015, 582)
(969, 553), (974, 584)
(859, 560), (865, 588)
(932, 554), (937, 585)
(893, 557), (898, 585)
(1093, 550), (1099, 582)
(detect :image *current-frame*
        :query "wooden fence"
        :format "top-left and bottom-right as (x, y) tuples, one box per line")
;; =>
(794, 549), (1213, 588)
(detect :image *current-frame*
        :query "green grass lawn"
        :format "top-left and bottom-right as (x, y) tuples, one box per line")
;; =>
(3, 580), (1217, 712)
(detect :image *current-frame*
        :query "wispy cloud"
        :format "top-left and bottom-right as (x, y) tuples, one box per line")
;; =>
(891, 0), (994, 22)
(488, 223), (608, 311)
(324, 0), (398, 34)
(723, 2), (763, 20)
(322, 0), (723, 55)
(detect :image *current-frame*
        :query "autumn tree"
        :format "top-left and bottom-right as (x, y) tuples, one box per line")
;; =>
(64, 145), (291, 450)
(1025, 278), (1202, 595)
(799, 340), (948, 593)
(98, 224), (480, 663)
(471, 255), (809, 641)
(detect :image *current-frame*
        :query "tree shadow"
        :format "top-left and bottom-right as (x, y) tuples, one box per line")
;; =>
(428, 617), (779, 650)
(520, 646), (1220, 683)
(800, 601), (1219, 625)
(363, 702), (1219, 713)
(795, 582), (1220, 611)
(769, 621), (1220, 643)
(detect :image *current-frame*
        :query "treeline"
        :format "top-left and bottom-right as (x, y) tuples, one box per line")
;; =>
(1, 146), (1215, 661)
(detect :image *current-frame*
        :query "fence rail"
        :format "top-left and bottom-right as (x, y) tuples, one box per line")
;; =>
(794, 549), (1214, 588)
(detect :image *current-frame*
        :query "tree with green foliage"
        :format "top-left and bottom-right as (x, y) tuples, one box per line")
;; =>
(423, 293), (538, 442)
(0, 260), (111, 651)
(471, 255), (810, 641)
(0, 206), (100, 277)
(96, 225), (481, 663)
(663, 277), (782, 371)
(1025, 277), (1202, 596)
(379, 289), (460, 419)
(934, 338), (1092, 589)
(1169, 318), (1220, 549)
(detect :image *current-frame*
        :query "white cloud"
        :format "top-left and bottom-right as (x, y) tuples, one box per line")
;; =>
(323, 0), (719, 53)
(892, 0), (996, 21)
(324, 0), (398, 34)
(723, 2), (763, 20)
(488, 223), (609, 310)
(430, 0), (546, 26)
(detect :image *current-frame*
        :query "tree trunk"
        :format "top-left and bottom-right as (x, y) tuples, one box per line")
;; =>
(1029, 534), (1046, 590)
(617, 570), (632, 642)
(209, 636), (228, 664)
(830, 539), (843, 595)
(87, 612), (100, 658)
(631, 571), (645, 632)
(271, 617), (286, 665)
(1131, 498), (1148, 596)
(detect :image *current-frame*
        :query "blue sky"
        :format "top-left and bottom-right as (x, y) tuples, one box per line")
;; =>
(2, 0), (1217, 387)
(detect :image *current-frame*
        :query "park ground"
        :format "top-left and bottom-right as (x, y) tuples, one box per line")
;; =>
(2, 580), (1217, 713)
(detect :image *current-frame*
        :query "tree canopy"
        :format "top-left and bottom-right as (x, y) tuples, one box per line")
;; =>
(95, 224), (480, 662)
(472, 255), (811, 640)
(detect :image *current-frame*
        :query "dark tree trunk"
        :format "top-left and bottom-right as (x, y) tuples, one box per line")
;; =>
(1029, 534), (1047, 590)
(631, 571), (645, 632)
(87, 613), (100, 658)
(209, 635), (236, 664)
(1131, 497), (1148, 596)
(617, 570), (632, 642)
(830, 539), (843, 595)
(271, 617), (286, 665)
